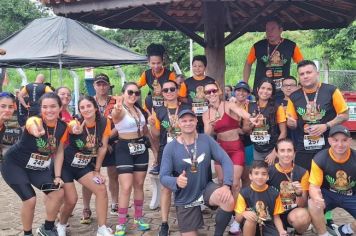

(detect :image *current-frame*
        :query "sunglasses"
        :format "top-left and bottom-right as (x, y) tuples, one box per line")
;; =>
(127, 90), (141, 96)
(162, 87), (177, 93)
(204, 89), (218, 95)
(0, 92), (15, 99)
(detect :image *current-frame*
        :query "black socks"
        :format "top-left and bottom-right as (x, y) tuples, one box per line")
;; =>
(214, 208), (233, 236)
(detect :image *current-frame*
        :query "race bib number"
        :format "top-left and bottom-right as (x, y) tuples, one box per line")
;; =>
(303, 135), (325, 150)
(26, 153), (51, 170)
(250, 131), (270, 144)
(71, 153), (95, 168)
(184, 195), (204, 208)
(192, 102), (208, 116)
(152, 97), (164, 107)
(273, 78), (283, 90)
(128, 143), (146, 155)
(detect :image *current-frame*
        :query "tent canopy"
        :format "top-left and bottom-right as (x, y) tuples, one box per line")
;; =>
(0, 16), (147, 68)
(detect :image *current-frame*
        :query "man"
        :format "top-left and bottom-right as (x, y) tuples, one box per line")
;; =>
(160, 109), (235, 236)
(80, 73), (119, 224)
(243, 18), (303, 101)
(309, 125), (356, 236)
(17, 74), (53, 116)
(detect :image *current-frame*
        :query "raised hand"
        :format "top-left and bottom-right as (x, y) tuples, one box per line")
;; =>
(147, 109), (156, 127)
(286, 114), (297, 128)
(176, 170), (188, 188)
(72, 118), (85, 135)
(32, 119), (45, 138)
(114, 95), (123, 112)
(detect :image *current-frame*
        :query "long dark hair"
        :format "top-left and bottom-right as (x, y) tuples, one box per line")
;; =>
(121, 82), (148, 122)
(256, 79), (277, 131)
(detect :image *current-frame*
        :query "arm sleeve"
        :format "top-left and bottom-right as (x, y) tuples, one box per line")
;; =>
(60, 127), (69, 144)
(137, 71), (147, 87)
(246, 46), (256, 65)
(235, 193), (247, 214)
(286, 99), (298, 120)
(309, 160), (324, 187)
(209, 136), (233, 186)
(45, 86), (53, 93)
(301, 171), (310, 191)
(332, 89), (348, 114)
(103, 119), (112, 137)
(178, 82), (187, 97)
(292, 46), (304, 63)
(273, 195), (285, 215)
(276, 105), (287, 123)
(160, 143), (178, 192)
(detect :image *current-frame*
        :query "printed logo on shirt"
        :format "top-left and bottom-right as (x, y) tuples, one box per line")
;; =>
(297, 102), (326, 124)
(255, 200), (271, 222)
(326, 170), (356, 196)
(279, 181), (297, 210)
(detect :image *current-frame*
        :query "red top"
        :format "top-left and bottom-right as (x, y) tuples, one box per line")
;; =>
(213, 104), (240, 133)
(61, 109), (72, 123)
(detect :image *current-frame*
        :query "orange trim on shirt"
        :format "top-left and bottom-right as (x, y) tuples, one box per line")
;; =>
(273, 195), (285, 215)
(21, 86), (28, 95)
(235, 193), (247, 214)
(286, 99), (298, 120)
(329, 148), (351, 164)
(178, 82), (187, 97)
(137, 71), (147, 88)
(246, 46), (256, 65)
(332, 89), (348, 114)
(193, 75), (206, 81)
(168, 71), (176, 81)
(250, 183), (269, 192)
(301, 171), (310, 191)
(45, 86), (53, 93)
(292, 46), (304, 63)
(302, 83), (321, 94)
(276, 105), (287, 123)
(103, 119), (112, 137)
(275, 163), (293, 173)
(309, 160), (324, 187)
(60, 128), (69, 144)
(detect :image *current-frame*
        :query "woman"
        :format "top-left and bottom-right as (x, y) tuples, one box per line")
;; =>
(1, 92), (67, 236)
(112, 82), (150, 236)
(0, 91), (17, 148)
(55, 87), (73, 123)
(247, 78), (287, 164)
(56, 96), (113, 236)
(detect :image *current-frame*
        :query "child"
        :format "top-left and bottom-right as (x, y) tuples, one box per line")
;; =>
(235, 161), (287, 236)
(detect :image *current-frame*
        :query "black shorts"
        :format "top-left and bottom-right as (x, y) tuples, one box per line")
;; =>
(1, 157), (54, 201)
(61, 161), (94, 183)
(115, 137), (149, 174)
(280, 210), (293, 228)
(102, 143), (116, 167)
(17, 114), (28, 127)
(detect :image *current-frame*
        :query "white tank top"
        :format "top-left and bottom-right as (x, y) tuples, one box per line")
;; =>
(115, 107), (146, 134)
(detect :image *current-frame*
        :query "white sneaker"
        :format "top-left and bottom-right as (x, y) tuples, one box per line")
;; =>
(229, 220), (241, 235)
(57, 223), (67, 236)
(97, 225), (113, 236)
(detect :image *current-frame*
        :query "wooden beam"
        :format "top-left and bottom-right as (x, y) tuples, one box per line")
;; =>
(144, 5), (206, 47)
(302, 2), (349, 18)
(225, 2), (234, 31)
(292, 2), (338, 23)
(97, 7), (144, 24)
(340, 0), (356, 6)
(281, 10), (303, 28)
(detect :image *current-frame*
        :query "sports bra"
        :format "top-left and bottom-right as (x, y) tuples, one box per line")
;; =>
(213, 103), (240, 133)
(115, 107), (146, 134)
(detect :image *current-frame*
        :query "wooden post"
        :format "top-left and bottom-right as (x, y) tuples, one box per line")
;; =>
(203, 2), (226, 87)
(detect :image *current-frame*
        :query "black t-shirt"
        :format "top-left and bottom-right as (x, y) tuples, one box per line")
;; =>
(183, 76), (215, 105)
(26, 83), (47, 111)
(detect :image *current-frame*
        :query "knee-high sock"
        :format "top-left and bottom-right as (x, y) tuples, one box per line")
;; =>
(214, 208), (233, 236)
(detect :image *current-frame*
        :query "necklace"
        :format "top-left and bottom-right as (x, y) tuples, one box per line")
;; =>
(45, 120), (57, 157)
(85, 123), (97, 154)
(123, 104), (142, 136)
(278, 163), (294, 182)
(167, 103), (179, 131)
(267, 38), (283, 64)
(181, 134), (198, 173)
(95, 96), (109, 115)
(208, 101), (221, 123)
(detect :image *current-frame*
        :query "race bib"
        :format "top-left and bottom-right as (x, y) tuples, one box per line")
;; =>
(192, 102), (208, 116)
(303, 135), (325, 150)
(128, 143), (146, 155)
(250, 131), (270, 144)
(184, 195), (204, 208)
(71, 153), (95, 168)
(152, 96), (164, 107)
(26, 153), (51, 170)
(273, 78), (284, 90)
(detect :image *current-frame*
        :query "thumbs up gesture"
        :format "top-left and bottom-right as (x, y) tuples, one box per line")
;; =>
(72, 118), (85, 135)
(31, 118), (46, 138)
(176, 170), (188, 188)
(286, 113), (297, 129)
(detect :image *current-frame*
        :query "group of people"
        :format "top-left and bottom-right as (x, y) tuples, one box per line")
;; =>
(0, 16), (355, 236)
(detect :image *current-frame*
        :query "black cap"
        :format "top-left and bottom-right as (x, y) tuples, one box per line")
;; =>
(328, 125), (351, 138)
(94, 74), (110, 85)
(234, 81), (251, 93)
(178, 109), (196, 119)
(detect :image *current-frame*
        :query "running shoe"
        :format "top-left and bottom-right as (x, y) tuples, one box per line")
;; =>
(36, 224), (58, 236)
(134, 218), (150, 231)
(97, 225), (113, 236)
(110, 203), (118, 216)
(336, 225), (353, 236)
(80, 208), (92, 224)
(149, 165), (160, 175)
(158, 222), (169, 236)
(114, 224), (126, 236)
(229, 220), (241, 235)
(56, 223), (67, 236)
(326, 219), (338, 236)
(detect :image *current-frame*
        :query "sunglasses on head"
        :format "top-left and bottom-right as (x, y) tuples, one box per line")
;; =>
(162, 87), (177, 93)
(0, 92), (15, 99)
(204, 89), (218, 95)
(127, 90), (141, 96)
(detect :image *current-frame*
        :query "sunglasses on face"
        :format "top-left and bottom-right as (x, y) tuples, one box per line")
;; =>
(204, 89), (218, 95)
(162, 87), (177, 93)
(127, 90), (141, 96)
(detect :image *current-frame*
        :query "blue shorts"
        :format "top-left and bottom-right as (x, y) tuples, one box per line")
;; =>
(322, 188), (356, 218)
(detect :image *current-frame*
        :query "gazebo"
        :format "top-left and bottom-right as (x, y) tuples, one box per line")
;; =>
(41, 0), (356, 86)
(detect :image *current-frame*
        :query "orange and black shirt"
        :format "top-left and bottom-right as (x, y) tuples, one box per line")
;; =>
(268, 164), (309, 211)
(247, 38), (303, 95)
(235, 184), (284, 226)
(309, 148), (356, 196)
(178, 75), (215, 104)
(95, 96), (116, 119)
(137, 68), (176, 91)
(21, 83), (52, 111)
(286, 83), (348, 153)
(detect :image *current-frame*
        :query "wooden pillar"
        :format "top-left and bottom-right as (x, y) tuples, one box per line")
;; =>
(203, 2), (226, 87)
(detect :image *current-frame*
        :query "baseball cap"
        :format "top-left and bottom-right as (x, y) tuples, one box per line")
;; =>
(178, 109), (196, 119)
(234, 81), (251, 93)
(328, 125), (351, 138)
(94, 74), (110, 84)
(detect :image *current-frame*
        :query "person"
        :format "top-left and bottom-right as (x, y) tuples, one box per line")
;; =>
(15, 87), (29, 128)
(178, 55), (216, 133)
(268, 138), (311, 235)
(224, 85), (233, 101)
(1, 92), (67, 236)
(160, 109), (235, 236)
(0, 92), (17, 157)
(235, 160), (287, 236)
(55, 87), (73, 123)
(57, 96), (113, 236)
(243, 18), (304, 101)
(176, 74), (185, 89)
(286, 60), (349, 171)
(111, 82), (150, 236)
(308, 125), (356, 236)
(147, 80), (190, 235)
(246, 79), (287, 164)
(17, 74), (53, 116)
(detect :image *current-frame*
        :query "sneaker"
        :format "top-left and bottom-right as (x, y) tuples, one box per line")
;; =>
(229, 220), (241, 235)
(80, 208), (92, 224)
(158, 222), (169, 236)
(326, 219), (338, 236)
(114, 224), (126, 236)
(134, 218), (150, 231)
(149, 165), (160, 175)
(97, 225), (113, 236)
(336, 225), (353, 236)
(110, 204), (118, 216)
(36, 224), (58, 236)
(56, 223), (67, 236)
